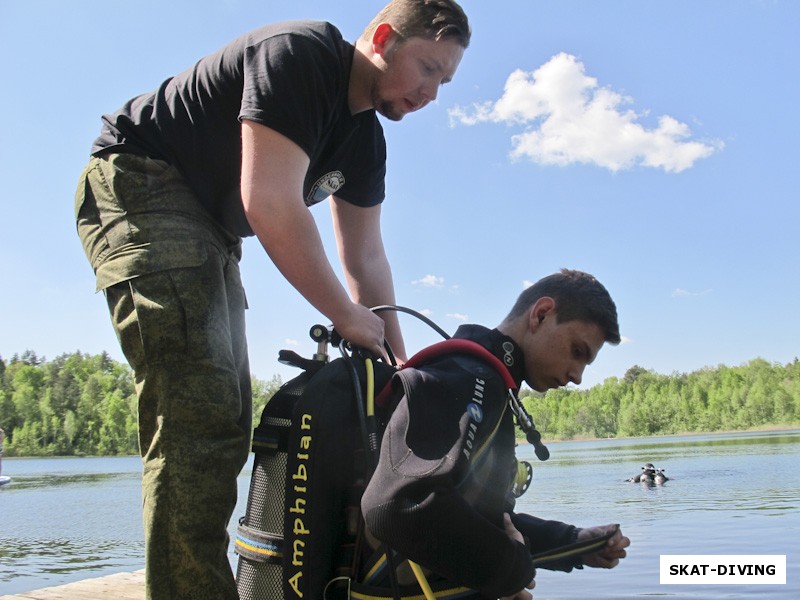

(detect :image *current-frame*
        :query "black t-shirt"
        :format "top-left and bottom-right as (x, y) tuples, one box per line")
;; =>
(92, 21), (386, 237)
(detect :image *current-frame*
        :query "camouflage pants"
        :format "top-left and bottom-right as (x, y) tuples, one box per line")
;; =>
(75, 154), (252, 600)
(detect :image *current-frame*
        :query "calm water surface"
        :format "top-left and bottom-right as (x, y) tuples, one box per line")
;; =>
(1, 430), (797, 598)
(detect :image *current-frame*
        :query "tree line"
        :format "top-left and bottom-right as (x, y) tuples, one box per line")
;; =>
(520, 358), (800, 440)
(0, 350), (281, 457)
(1, 350), (798, 456)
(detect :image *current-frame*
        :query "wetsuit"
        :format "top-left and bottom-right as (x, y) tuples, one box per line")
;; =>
(362, 325), (581, 599)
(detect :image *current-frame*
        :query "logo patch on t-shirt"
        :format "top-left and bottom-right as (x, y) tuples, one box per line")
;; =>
(306, 171), (345, 206)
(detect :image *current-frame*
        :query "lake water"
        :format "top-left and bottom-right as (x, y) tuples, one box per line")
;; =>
(1, 430), (797, 598)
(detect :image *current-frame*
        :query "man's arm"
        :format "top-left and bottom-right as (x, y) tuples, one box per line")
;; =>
(330, 197), (407, 362)
(240, 120), (386, 355)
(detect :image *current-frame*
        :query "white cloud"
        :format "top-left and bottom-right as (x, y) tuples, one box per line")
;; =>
(523, 280), (534, 289)
(447, 312), (469, 321)
(620, 336), (633, 345)
(449, 53), (723, 173)
(412, 274), (445, 288)
(284, 338), (300, 347)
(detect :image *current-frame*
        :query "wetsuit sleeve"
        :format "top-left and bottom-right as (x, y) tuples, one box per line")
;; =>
(361, 367), (536, 598)
(511, 513), (582, 572)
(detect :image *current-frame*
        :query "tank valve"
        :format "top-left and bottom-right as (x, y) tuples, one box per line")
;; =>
(309, 324), (331, 362)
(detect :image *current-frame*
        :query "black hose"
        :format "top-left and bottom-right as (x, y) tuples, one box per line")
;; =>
(370, 304), (451, 340)
(338, 340), (371, 475)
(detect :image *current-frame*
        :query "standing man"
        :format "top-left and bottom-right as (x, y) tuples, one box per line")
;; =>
(74, 2), (470, 598)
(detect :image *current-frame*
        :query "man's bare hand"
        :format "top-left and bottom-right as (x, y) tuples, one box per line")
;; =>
(332, 303), (386, 357)
(579, 524), (630, 569)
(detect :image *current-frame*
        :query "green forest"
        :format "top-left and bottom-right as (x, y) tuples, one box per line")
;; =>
(1, 350), (798, 456)
(0, 351), (282, 457)
(520, 359), (800, 440)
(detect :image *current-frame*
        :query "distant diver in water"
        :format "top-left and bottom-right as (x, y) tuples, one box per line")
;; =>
(654, 469), (669, 484)
(626, 463), (656, 483)
(625, 463), (670, 485)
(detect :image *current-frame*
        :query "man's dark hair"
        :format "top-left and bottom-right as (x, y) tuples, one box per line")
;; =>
(362, 0), (471, 48)
(506, 269), (621, 344)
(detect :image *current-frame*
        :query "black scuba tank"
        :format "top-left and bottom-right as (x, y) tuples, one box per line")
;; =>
(235, 346), (394, 600)
(235, 371), (312, 599)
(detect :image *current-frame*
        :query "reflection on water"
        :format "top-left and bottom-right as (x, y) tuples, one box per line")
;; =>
(546, 430), (800, 468)
(5, 471), (139, 491)
(0, 457), (149, 593)
(5, 537), (142, 572)
(1, 431), (798, 598)
(514, 430), (799, 599)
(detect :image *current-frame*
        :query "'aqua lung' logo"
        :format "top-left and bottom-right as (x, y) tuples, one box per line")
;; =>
(463, 378), (486, 460)
(467, 403), (483, 423)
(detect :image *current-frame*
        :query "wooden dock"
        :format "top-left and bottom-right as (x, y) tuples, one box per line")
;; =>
(0, 570), (144, 600)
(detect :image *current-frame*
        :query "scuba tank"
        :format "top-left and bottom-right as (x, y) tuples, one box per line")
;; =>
(235, 325), (395, 600)
(235, 308), (550, 599)
(235, 325), (330, 598)
(234, 363), (316, 598)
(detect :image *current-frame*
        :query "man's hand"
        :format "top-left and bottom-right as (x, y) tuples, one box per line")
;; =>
(332, 302), (386, 357)
(578, 524), (630, 569)
(500, 513), (536, 600)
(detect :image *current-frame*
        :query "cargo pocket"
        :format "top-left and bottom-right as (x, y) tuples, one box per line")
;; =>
(75, 158), (118, 271)
(105, 266), (198, 377)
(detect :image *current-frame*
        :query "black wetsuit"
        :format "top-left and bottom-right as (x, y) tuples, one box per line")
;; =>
(362, 325), (582, 599)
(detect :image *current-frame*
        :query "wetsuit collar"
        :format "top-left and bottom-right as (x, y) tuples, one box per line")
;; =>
(452, 324), (527, 389)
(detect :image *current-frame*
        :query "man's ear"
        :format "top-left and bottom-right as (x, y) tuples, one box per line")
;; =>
(529, 296), (556, 331)
(372, 22), (397, 56)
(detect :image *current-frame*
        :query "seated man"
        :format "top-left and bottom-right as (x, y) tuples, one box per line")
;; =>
(361, 269), (631, 599)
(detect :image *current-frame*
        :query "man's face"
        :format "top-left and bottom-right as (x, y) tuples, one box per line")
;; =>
(372, 35), (464, 121)
(523, 315), (606, 392)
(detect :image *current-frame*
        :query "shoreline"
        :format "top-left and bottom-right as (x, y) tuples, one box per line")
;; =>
(516, 424), (800, 445)
(3, 426), (798, 458)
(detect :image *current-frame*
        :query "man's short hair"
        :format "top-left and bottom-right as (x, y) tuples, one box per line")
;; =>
(362, 0), (471, 48)
(506, 269), (621, 344)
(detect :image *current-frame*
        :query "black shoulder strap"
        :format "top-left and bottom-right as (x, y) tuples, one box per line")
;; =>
(376, 338), (516, 407)
(377, 337), (550, 462)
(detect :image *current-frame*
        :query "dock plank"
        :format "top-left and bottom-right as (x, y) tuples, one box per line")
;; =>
(0, 570), (144, 600)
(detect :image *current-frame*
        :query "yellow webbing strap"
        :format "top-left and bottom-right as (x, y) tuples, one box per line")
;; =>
(409, 561), (437, 600)
(347, 580), (475, 600)
(531, 524), (620, 568)
(364, 358), (435, 598)
(366, 356), (375, 417)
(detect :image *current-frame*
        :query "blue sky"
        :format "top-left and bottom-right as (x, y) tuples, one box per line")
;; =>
(1, 0), (798, 389)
